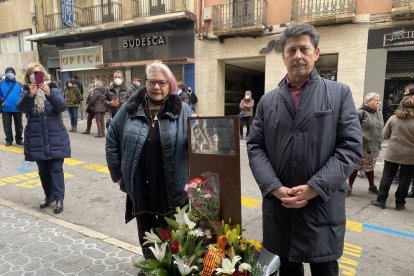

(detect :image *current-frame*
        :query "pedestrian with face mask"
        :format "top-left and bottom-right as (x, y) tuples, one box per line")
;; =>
(129, 77), (142, 93)
(105, 70), (131, 119)
(63, 79), (82, 132)
(0, 67), (23, 146)
(239, 90), (254, 139)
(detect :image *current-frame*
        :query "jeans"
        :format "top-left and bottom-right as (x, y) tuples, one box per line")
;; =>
(377, 161), (414, 206)
(1, 112), (23, 143)
(36, 159), (65, 201)
(67, 106), (78, 128)
(279, 258), (338, 276)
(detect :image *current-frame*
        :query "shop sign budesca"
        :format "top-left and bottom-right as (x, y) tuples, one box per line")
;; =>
(123, 35), (167, 48)
(59, 46), (103, 72)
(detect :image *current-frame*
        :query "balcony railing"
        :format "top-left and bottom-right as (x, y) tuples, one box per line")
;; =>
(43, 1), (122, 32)
(213, 0), (267, 32)
(131, 0), (188, 17)
(291, 0), (356, 22)
(393, 0), (414, 8)
(392, 0), (414, 19)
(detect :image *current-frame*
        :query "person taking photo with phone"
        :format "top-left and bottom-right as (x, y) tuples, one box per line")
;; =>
(17, 62), (71, 214)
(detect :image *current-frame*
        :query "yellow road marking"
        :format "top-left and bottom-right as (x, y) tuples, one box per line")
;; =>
(346, 220), (363, 233)
(241, 196), (261, 208)
(83, 164), (110, 174)
(339, 264), (356, 276)
(64, 158), (85, 166)
(0, 145), (23, 153)
(344, 242), (363, 251)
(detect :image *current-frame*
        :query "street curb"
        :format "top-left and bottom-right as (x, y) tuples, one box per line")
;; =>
(0, 197), (143, 256)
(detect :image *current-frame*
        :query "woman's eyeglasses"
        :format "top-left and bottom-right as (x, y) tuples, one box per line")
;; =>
(146, 79), (169, 87)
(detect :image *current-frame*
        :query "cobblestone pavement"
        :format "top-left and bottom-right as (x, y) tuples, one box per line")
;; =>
(0, 204), (143, 275)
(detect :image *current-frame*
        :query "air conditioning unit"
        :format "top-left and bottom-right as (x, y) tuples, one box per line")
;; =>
(204, 7), (212, 21)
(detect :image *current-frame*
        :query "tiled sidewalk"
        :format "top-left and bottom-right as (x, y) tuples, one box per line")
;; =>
(0, 204), (142, 275)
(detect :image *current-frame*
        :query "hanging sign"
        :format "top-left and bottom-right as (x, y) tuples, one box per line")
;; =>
(62, 0), (74, 27)
(59, 46), (103, 72)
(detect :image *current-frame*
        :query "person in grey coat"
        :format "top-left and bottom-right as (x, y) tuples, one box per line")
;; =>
(346, 92), (384, 197)
(105, 62), (193, 258)
(247, 23), (362, 276)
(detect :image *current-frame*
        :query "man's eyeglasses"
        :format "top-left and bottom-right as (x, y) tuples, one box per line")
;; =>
(146, 79), (169, 87)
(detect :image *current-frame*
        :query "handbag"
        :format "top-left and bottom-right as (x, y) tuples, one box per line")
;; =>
(0, 81), (17, 113)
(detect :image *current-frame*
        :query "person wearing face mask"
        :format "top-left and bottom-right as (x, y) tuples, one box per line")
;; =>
(63, 79), (82, 132)
(105, 70), (130, 119)
(239, 90), (254, 139)
(129, 77), (142, 93)
(0, 67), (23, 146)
(106, 62), (193, 258)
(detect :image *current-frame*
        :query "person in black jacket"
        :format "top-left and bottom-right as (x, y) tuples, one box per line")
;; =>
(247, 24), (362, 276)
(17, 62), (71, 214)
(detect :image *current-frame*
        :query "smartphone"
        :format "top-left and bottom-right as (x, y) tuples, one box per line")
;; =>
(34, 71), (44, 85)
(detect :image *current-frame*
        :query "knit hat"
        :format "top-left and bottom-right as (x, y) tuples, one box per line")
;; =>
(5, 67), (16, 75)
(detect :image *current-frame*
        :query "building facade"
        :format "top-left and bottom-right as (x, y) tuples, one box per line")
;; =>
(27, 0), (197, 90)
(0, 0), (38, 82)
(194, 0), (414, 120)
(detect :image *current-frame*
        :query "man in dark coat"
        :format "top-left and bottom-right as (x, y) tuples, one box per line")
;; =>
(247, 23), (362, 275)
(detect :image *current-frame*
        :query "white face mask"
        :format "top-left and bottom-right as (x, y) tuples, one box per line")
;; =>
(29, 73), (36, 83)
(245, 95), (251, 100)
(114, 78), (122, 86)
(133, 81), (140, 87)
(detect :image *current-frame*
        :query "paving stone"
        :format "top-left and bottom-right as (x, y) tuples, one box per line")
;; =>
(0, 205), (140, 275)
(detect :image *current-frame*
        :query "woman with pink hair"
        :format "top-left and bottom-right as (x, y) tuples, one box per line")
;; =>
(105, 61), (193, 258)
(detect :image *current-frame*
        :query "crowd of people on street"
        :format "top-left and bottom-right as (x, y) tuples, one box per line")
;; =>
(1, 22), (414, 276)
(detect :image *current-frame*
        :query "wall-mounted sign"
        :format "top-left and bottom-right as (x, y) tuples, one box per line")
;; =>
(59, 46), (103, 72)
(383, 29), (414, 47)
(123, 35), (167, 48)
(62, 0), (74, 27)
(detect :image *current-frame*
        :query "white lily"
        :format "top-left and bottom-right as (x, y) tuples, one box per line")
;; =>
(172, 254), (198, 275)
(238, 263), (252, 272)
(142, 229), (162, 245)
(204, 229), (212, 239)
(149, 242), (167, 262)
(189, 228), (204, 237)
(215, 255), (241, 275)
(174, 208), (196, 229)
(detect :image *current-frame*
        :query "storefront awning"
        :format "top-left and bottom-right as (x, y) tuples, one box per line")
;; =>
(94, 58), (195, 69)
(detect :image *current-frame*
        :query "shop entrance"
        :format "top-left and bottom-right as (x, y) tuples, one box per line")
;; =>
(224, 58), (265, 116)
(383, 50), (414, 123)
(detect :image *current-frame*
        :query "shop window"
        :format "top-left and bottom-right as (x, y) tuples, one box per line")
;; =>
(0, 30), (32, 54)
(316, 54), (338, 81)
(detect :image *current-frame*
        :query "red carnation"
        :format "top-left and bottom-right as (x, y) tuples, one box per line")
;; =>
(170, 241), (180, 254)
(159, 229), (171, 241)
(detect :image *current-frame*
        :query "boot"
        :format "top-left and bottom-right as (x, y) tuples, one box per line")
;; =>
(40, 195), (55, 208)
(72, 127), (77, 132)
(82, 130), (90, 134)
(54, 199), (64, 214)
(68, 128), (73, 132)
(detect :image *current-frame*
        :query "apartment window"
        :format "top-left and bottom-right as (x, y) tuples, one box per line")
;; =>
(0, 30), (33, 54)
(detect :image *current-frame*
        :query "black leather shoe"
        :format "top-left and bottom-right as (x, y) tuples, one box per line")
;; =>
(5, 141), (12, 146)
(395, 204), (406, 211)
(40, 196), (55, 208)
(370, 199), (386, 209)
(54, 200), (64, 214)
(16, 140), (23, 145)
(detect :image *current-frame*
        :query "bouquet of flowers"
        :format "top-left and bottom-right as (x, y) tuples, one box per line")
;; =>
(137, 206), (210, 276)
(136, 173), (279, 275)
(184, 172), (220, 230)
